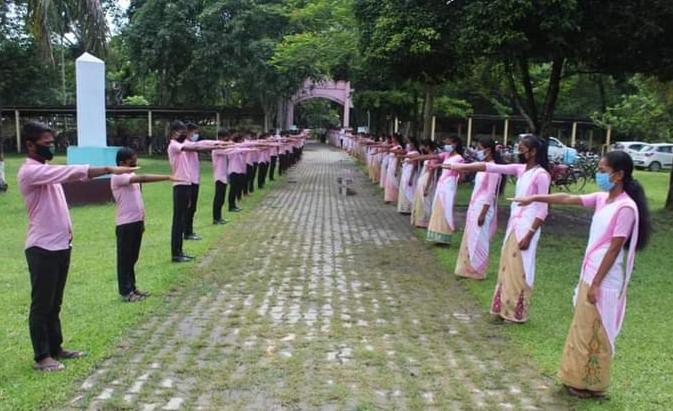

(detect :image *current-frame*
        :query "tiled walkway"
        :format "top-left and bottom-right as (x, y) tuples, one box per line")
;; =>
(60, 143), (570, 411)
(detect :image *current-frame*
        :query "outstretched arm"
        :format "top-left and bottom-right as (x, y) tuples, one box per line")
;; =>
(129, 174), (176, 184)
(509, 193), (582, 206)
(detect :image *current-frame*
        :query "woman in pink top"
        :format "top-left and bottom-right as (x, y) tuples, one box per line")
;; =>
(408, 135), (465, 244)
(112, 147), (176, 303)
(512, 151), (651, 399)
(18, 121), (136, 372)
(451, 135), (551, 323)
(451, 137), (504, 280)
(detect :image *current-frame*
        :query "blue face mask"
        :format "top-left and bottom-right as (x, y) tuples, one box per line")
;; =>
(190, 133), (200, 142)
(595, 172), (615, 192)
(476, 150), (486, 161)
(443, 144), (454, 153)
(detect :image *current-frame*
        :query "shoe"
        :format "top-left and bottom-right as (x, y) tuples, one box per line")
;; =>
(180, 253), (194, 260)
(122, 292), (145, 302)
(184, 234), (202, 241)
(213, 219), (228, 225)
(134, 289), (151, 298)
(228, 207), (242, 212)
(172, 255), (193, 263)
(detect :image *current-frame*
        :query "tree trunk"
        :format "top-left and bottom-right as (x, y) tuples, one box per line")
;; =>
(0, 89), (7, 191)
(422, 84), (435, 139)
(505, 59), (537, 133)
(538, 55), (565, 139)
(666, 167), (673, 210)
(518, 54), (540, 132)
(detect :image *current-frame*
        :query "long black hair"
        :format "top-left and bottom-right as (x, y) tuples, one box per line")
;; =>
(477, 136), (507, 196)
(447, 135), (464, 156)
(604, 151), (652, 251)
(520, 134), (550, 173)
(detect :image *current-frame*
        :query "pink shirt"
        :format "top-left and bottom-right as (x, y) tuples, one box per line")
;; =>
(212, 149), (229, 183)
(18, 158), (90, 250)
(226, 148), (247, 174)
(167, 140), (192, 186)
(184, 150), (200, 184)
(485, 163), (551, 221)
(111, 173), (145, 226)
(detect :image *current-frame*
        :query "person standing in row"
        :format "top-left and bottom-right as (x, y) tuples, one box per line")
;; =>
(211, 129), (231, 225)
(452, 137), (504, 280)
(167, 121), (225, 263)
(184, 123), (202, 241)
(451, 134), (551, 323)
(511, 151), (651, 398)
(112, 147), (177, 302)
(410, 140), (438, 229)
(226, 134), (249, 212)
(397, 138), (420, 214)
(18, 121), (137, 372)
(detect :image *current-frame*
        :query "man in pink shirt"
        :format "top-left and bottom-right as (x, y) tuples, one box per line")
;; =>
(18, 121), (136, 372)
(184, 123), (202, 240)
(211, 129), (231, 224)
(167, 121), (228, 262)
(112, 147), (175, 302)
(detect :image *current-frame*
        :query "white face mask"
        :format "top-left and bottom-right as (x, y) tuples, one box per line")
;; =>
(443, 144), (454, 153)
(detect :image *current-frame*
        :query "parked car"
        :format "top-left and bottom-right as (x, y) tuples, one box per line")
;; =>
(612, 141), (648, 156)
(516, 134), (578, 163)
(631, 143), (673, 171)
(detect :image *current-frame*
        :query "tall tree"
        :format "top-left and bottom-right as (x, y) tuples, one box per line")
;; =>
(354, 0), (462, 138)
(0, 0), (108, 191)
(459, 0), (673, 139)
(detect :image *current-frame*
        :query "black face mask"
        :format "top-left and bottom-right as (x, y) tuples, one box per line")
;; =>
(177, 133), (187, 143)
(35, 143), (55, 161)
(518, 150), (529, 164)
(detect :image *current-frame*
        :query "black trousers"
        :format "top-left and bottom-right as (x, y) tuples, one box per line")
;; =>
(269, 156), (277, 180)
(25, 246), (71, 362)
(172, 185), (191, 257)
(116, 221), (144, 296)
(213, 180), (228, 221)
(185, 183), (199, 236)
(278, 154), (286, 175)
(243, 165), (253, 195)
(248, 162), (258, 193)
(228, 172), (246, 209)
(258, 161), (269, 188)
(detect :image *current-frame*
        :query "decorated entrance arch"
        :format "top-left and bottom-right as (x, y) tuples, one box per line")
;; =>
(286, 79), (353, 129)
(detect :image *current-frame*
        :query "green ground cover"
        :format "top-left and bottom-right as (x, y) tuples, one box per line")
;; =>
(427, 169), (673, 411)
(0, 154), (276, 411)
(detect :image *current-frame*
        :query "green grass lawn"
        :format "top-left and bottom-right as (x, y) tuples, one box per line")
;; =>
(426, 168), (673, 411)
(0, 154), (276, 411)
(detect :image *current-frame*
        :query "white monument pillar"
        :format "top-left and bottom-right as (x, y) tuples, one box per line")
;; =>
(68, 52), (118, 166)
(76, 53), (106, 147)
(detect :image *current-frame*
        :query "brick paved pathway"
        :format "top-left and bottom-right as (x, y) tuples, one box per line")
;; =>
(60, 143), (571, 411)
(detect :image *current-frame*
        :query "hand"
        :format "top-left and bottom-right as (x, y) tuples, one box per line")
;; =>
(509, 196), (534, 206)
(169, 175), (186, 183)
(587, 284), (599, 305)
(108, 166), (139, 174)
(518, 233), (532, 250)
(477, 214), (486, 227)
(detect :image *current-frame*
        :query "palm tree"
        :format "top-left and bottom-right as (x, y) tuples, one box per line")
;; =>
(0, 0), (108, 192)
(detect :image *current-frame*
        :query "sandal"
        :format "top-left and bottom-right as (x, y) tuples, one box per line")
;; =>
(57, 349), (87, 359)
(122, 292), (145, 303)
(134, 290), (151, 298)
(33, 360), (65, 372)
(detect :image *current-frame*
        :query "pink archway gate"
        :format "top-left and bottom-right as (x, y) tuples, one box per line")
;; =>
(286, 79), (354, 129)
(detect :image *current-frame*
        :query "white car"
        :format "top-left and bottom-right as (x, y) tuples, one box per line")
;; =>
(547, 137), (578, 163)
(612, 141), (648, 156)
(631, 143), (673, 171)
(516, 135), (578, 163)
